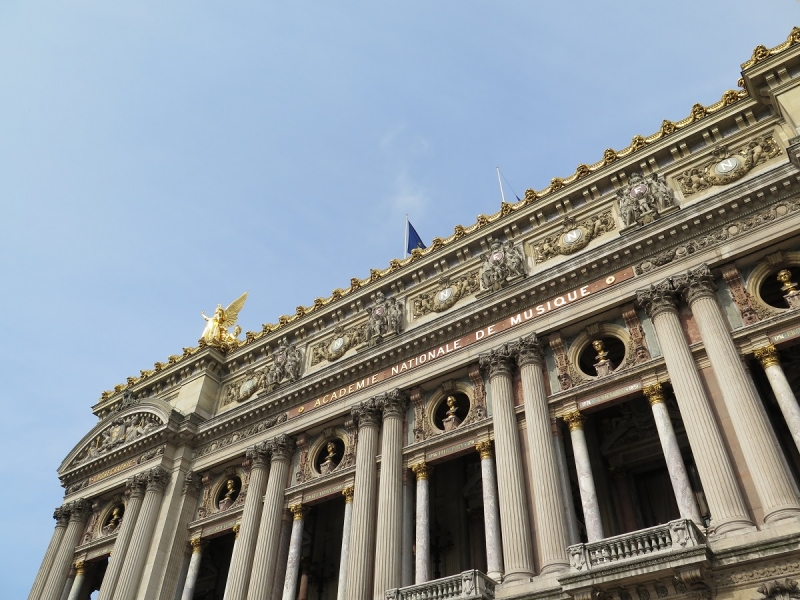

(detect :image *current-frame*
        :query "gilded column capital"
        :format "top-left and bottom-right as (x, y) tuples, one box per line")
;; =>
(479, 344), (515, 378)
(379, 389), (408, 419)
(563, 411), (585, 431)
(245, 442), (271, 469)
(53, 506), (70, 526)
(342, 486), (355, 503)
(513, 334), (544, 367)
(674, 264), (717, 305)
(643, 383), (666, 406)
(232, 523), (241, 538)
(145, 466), (171, 493)
(289, 504), (308, 520)
(182, 471), (203, 496)
(351, 398), (382, 428)
(189, 537), (208, 553)
(754, 343), (781, 369)
(475, 440), (493, 459)
(269, 434), (296, 462)
(636, 279), (679, 318)
(411, 462), (432, 480)
(74, 560), (86, 575)
(68, 498), (90, 523)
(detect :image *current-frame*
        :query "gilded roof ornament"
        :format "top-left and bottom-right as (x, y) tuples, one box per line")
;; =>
(199, 292), (248, 351)
(741, 27), (800, 69)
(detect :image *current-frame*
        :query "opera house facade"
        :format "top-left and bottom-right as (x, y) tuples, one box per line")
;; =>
(28, 27), (800, 600)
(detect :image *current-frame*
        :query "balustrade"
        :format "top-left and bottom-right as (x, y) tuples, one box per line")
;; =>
(385, 570), (495, 600)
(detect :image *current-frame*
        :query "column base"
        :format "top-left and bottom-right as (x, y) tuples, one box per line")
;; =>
(502, 570), (535, 584)
(708, 517), (756, 537)
(539, 562), (569, 576)
(487, 571), (503, 583)
(763, 505), (800, 523)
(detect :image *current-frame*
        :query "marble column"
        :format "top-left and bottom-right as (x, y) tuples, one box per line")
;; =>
(271, 510), (293, 600)
(246, 435), (295, 599)
(40, 499), (90, 600)
(223, 443), (271, 600)
(97, 475), (147, 600)
(282, 505), (307, 600)
(59, 567), (75, 600)
(337, 487), (355, 600)
(411, 462), (431, 584)
(551, 419), (581, 545)
(755, 343), (800, 454)
(563, 412), (604, 542)
(65, 561), (86, 600)
(180, 538), (208, 600)
(677, 264), (800, 522)
(637, 280), (753, 534)
(475, 441), (503, 582)
(29, 506), (70, 600)
(114, 467), (171, 600)
(401, 472), (414, 588)
(478, 348), (535, 582)
(345, 399), (382, 600)
(373, 391), (408, 599)
(643, 383), (703, 523)
(515, 335), (570, 573)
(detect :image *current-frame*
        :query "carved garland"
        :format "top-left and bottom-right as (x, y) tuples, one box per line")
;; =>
(532, 212), (616, 264)
(192, 413), (288, 459)
(412, 272), (480, 318)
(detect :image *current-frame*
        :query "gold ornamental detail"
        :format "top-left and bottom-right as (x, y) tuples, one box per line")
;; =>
(342, 486), (355, 503)
(563, 411), (584, 431)
(741, 27), (800, 70)
(411, 462), (432, 481)
(475, 440), (493, 459)
(643, 383), (666, 406)
(754, 344), (780, 369)
(290, 504), (308, 521)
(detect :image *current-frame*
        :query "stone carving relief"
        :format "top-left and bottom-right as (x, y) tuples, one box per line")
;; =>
(364, 291), (404, 347)
(757, 580), (800, 600)
(82, 496), (127, 544)
(466, 364), (487, 425)
(410, 388), (426, 443)
(675, 133), (782, 196)
(310, 324), (364, 365)
(721, 264), (759, 325)
(549, 333), (573, 391)
(412, 272), (480, 318)
(196, 466), (249, 520)
(341, 419), (357, 469)
(221, 368), (268, 407)
(192, 413), (287, 459)
(616, 172), (677, 230)
(295, 427), (350, 483)
(532, 212), (616, 264)
(621, 304), (651, 364)
(479, 239), (526, 292)
(73, 412), (164, 467)
(265, 337), (303, 390)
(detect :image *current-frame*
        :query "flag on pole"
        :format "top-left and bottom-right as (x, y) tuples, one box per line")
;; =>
(406, 221), (426, 254)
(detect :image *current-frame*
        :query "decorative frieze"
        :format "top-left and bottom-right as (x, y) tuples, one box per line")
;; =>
(675, 133), (782, 196)
(621, 304), (651, 363)
(721, 264), (759, 325)
(479, 239), (526, 292)
(364, 291), (404, 347)
(532, 212), (615, 264)
(617, 172), (677, 230)
(412, 272), (480, 318)
(71, 412), (164, 467)
(192, 413), (287, 459)
(309, 324), (364, 365)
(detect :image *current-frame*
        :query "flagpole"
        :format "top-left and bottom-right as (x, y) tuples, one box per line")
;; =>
(404, 214), (409, 259)
(496, 167), (507, 204)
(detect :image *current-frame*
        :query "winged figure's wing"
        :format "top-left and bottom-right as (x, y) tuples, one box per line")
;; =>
(223, 292), (248, 327)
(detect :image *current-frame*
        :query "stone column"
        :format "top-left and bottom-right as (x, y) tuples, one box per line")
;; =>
(676, 264), (800, 523)
(65, 561), (87, 600)
(476, 441), (503, 582)
(97, 475), (147, 600)
(515, 335), (570, 573)
(59, 567), (75, 600)
(563, 412), (604, 542)
(755, 343), (800, 454)
(337, 487), (355, 600)
(282, 505), (307, 600)
(637, 280), (753, 534)
(114, 467), (171, 600)
(401, 472), (414, 588)
(223, 443), (271, 600)
(345, 398), (382, 600)
(180, 538), (208, 600)
(271, 510), (293, 600)
(643, 383), (703, 523)
(551, 419), (581, 545)
(29, 506), (70, 600)
(478, 348), (535, 582)
(246, 435), (295, 599)
(40, 499), (90, 600)
(411, 462), (431, 584)
(373, 391), (408, 599)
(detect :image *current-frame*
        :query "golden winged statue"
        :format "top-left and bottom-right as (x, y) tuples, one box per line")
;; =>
(200, 292), (248, 350)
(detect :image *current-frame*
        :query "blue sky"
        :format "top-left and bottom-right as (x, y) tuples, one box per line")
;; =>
(1, 1), (797, 594)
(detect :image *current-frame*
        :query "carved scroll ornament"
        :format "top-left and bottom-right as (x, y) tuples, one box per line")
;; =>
(413, 272), (480, 318)
(532, 212), (615, 264)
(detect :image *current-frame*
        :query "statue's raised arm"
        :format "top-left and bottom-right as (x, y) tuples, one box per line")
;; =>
(200, 292), (248, 350)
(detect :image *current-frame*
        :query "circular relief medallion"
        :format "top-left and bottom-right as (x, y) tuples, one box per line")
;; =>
(330, 337), (345, 353)
(489, 250), (505, 265)
(560, 228), (584, 247)
(630, 183), (649, 198)
(239, 377), (256, 398)
(714, 156), (740, 175)
(437, 287), (454, 303)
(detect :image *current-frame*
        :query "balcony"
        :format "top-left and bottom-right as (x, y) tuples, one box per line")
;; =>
(385, 570), (496, 600)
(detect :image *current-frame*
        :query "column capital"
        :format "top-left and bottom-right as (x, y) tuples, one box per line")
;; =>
(643, 383), (667, 406)
(636, 279), (679, 318)
(189, 537), (208, 553)
(563, 411), (584, 431)
(182, 471), (203, 496)
(342, 486), (354, 503)
(53, 506), (70, 526)
(232, 523), (241, 538)
(513, 334), (544, 367)
(127, 472), (148, 498)
(754, 343), (781, 369)
(145, 466), (171, 492)
(74, 560), (86, 575)
(674, 263), (717, 305)
(411, 462), (432, 480)
(479, 344), (515, 378)
(379, 389), (408, 419)
(475, 440), (493, 459)
(245, 442), (270, 469)
(68, 498), (90, 523)
(289, 504), (308, 520)
(351, 398), (382, 428)
(269, 434), (295, 462)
